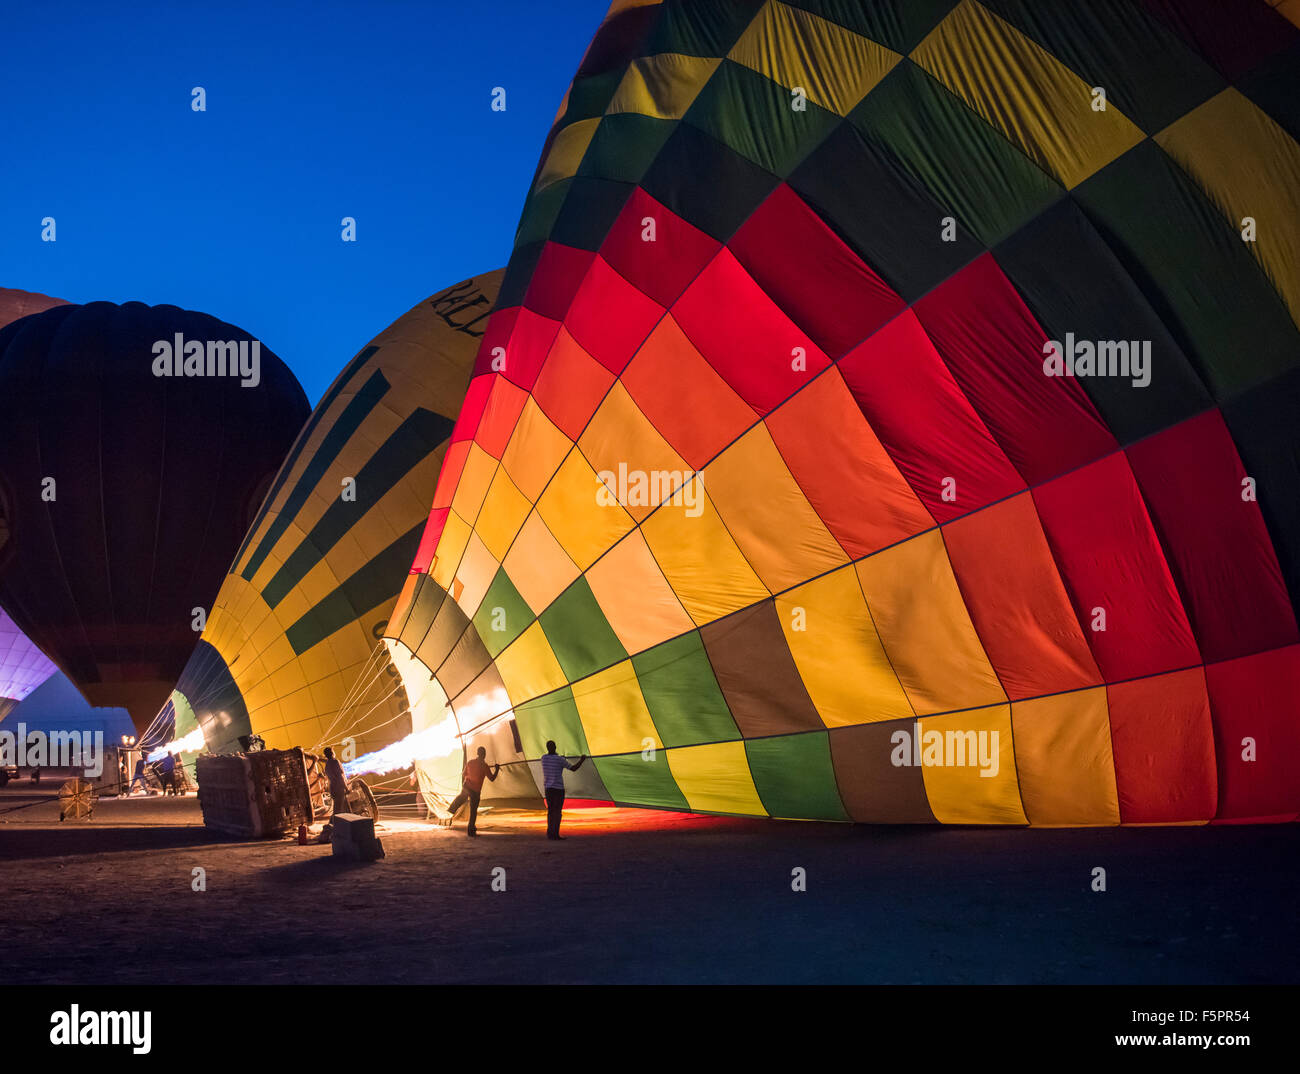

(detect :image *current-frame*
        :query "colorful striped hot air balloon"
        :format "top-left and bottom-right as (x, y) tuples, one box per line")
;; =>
(385, 0), (1300, 825)
(164, 272), (502, 789)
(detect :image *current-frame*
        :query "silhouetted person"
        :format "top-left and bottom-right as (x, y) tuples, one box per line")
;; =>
(447, 746), (499, 837)
(541, 740), (586, 840)
(158, 751), (177, 795)
(323, 746), (350, 814)
(129, 756), (148, 795)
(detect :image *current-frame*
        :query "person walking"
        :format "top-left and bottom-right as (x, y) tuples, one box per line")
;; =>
(323, 746), (350, 814)
(446, 746), (499, 837)
(541, 740), (586, 840)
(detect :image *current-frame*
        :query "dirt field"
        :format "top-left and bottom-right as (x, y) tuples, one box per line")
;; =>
(1, 786), (1295, 984)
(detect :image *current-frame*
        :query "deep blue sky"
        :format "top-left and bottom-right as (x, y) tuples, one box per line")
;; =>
(0, 0), (608, 404)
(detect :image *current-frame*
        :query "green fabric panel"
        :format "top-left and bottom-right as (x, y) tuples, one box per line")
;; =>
(994, 197), (1212, 444)
(594, 751), (690, 810)
(514, 180), (570, 249)
(786, 0), (957, 53)
(577, 113), (676, 183)
(472, 569), (534, 658)
(979, 0), (1223, 134)
(849, 61), (1062, 247)
(498, 241), (544, 309)
(1236, 40), (1300, 143)
(539, 577), (628, 682)
(641, 0), (764, 58)
(1073, 139), (1300, 399)
(641, 119), (780, 240)
(745, 732), (849, 821)
(632, 631), (740, 746)
(557, 69), (625, 127)
(550, 176), (635, 251)
(285, 523), (423, 655)
(514, 686), (590, 758)
(684, 59), (838, 177)
(1222, 366), (1300, 614)
(241, 369), (390, 581)
(263, 408), (455, 608)
(788, 121), (983, 301)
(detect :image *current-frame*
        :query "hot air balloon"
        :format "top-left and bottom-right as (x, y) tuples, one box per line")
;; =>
(0, 608), (57, 723)
(0, 287), (66, 328)
(0, 301), (310, 732)
(385, 0), (1300, 825)
(162, 272), (503, 799)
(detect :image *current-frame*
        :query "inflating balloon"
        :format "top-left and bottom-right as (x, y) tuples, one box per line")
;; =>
(386, 0), (1300, 825)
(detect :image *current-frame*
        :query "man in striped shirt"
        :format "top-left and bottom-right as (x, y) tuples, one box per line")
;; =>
(541, 740), (587, 840)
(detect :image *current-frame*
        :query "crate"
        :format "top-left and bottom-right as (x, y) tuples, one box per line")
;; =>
(196, 749), (313, 838)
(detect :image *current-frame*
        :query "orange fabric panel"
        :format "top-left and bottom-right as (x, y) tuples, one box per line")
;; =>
(532, 326), (615, 441)
(1011, 688), (1120, 826)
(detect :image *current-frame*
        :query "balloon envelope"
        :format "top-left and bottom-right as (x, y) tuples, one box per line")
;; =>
(0, 301), (310, 731)
(387, 0), (1300, 825)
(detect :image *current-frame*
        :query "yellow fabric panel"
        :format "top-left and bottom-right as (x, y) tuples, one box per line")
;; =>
(918, 706), (1028, 824)
(1155, 88), (1300, 329)
(494, 621), (569, 705)
(535, 448), (636, 571)
(501, 396), (572, 503)
(474, 468), (532, 563)
(431, 510), (472, 591)
(452, 533), (500, 619)
(572, 661), (663, 755)
(578, 382), (691, 523)
(640, 480), (770, 627)
(585, 529), (696, 655)
(776, 565), (914, 727)
(449, 442), (498, 529)
(502, 511), (581, 615)
(1012, 689), (1120, 827)
(667, 741), (767, 816)
(855, 530), (1007, 715)
(606, 53), (721, 120)
(534, 118), (601, 192)
(703, 424), (848, 592)
(912, 0), (1143, 188)
(729, 0), (901, 115)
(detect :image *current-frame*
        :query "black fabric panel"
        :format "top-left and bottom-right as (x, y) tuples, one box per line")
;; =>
(497, 240), (544, 309)
(640, 120), (779, 241)
(786, 0), (957, 52)
(176, 640), (252, 753)
(577, 113), (676, 184)
(994, 197), (1212, 444)
(1222, 366), (1300, 614)
(640, 0), (765, 58)
(788, 120), (982, 302)
(1235, 38), (1300, 143)
(549, 176), (635, 251)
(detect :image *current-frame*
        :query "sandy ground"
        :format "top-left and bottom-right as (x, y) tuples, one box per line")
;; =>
(0, 785), (1295, 984)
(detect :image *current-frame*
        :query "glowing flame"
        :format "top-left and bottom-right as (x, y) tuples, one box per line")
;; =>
(147, 727), (206, 761)
(343, 711), (461, 778)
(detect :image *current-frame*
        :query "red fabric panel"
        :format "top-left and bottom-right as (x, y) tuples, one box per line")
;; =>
(523, 242), (595, 321)
(500, 307), (561, 392)
(1126, 409), (1299, 664)
(1107, 668), (1218, 824)
(1142, 0), (1297, 80)
(411, 507), (449, 573)
(942, 492), (1102, 700)
(471, 306), (518, 378)
(432, 440), (469, 510)
(914, 254), (1116, 486)
(730, 184), (905, 359)
(838, 310), (1025, 523)
(473, 376), (529, 459)
(1032, 452), (1201, 681)
(564, 254), (665, 374)
(765, 368), (934, 558)
(672, 248), (831, 416)
(1205, 645), (1300, 820)
(450, 374), (493, 444)
(531, 326), (613, 441)
(600, 187), (720, 307)
(619, 314), (756, 469)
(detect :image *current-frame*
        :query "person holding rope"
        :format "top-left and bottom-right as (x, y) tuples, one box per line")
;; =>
(446, 746), (499, 837)
(541, 740), (587, 840)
